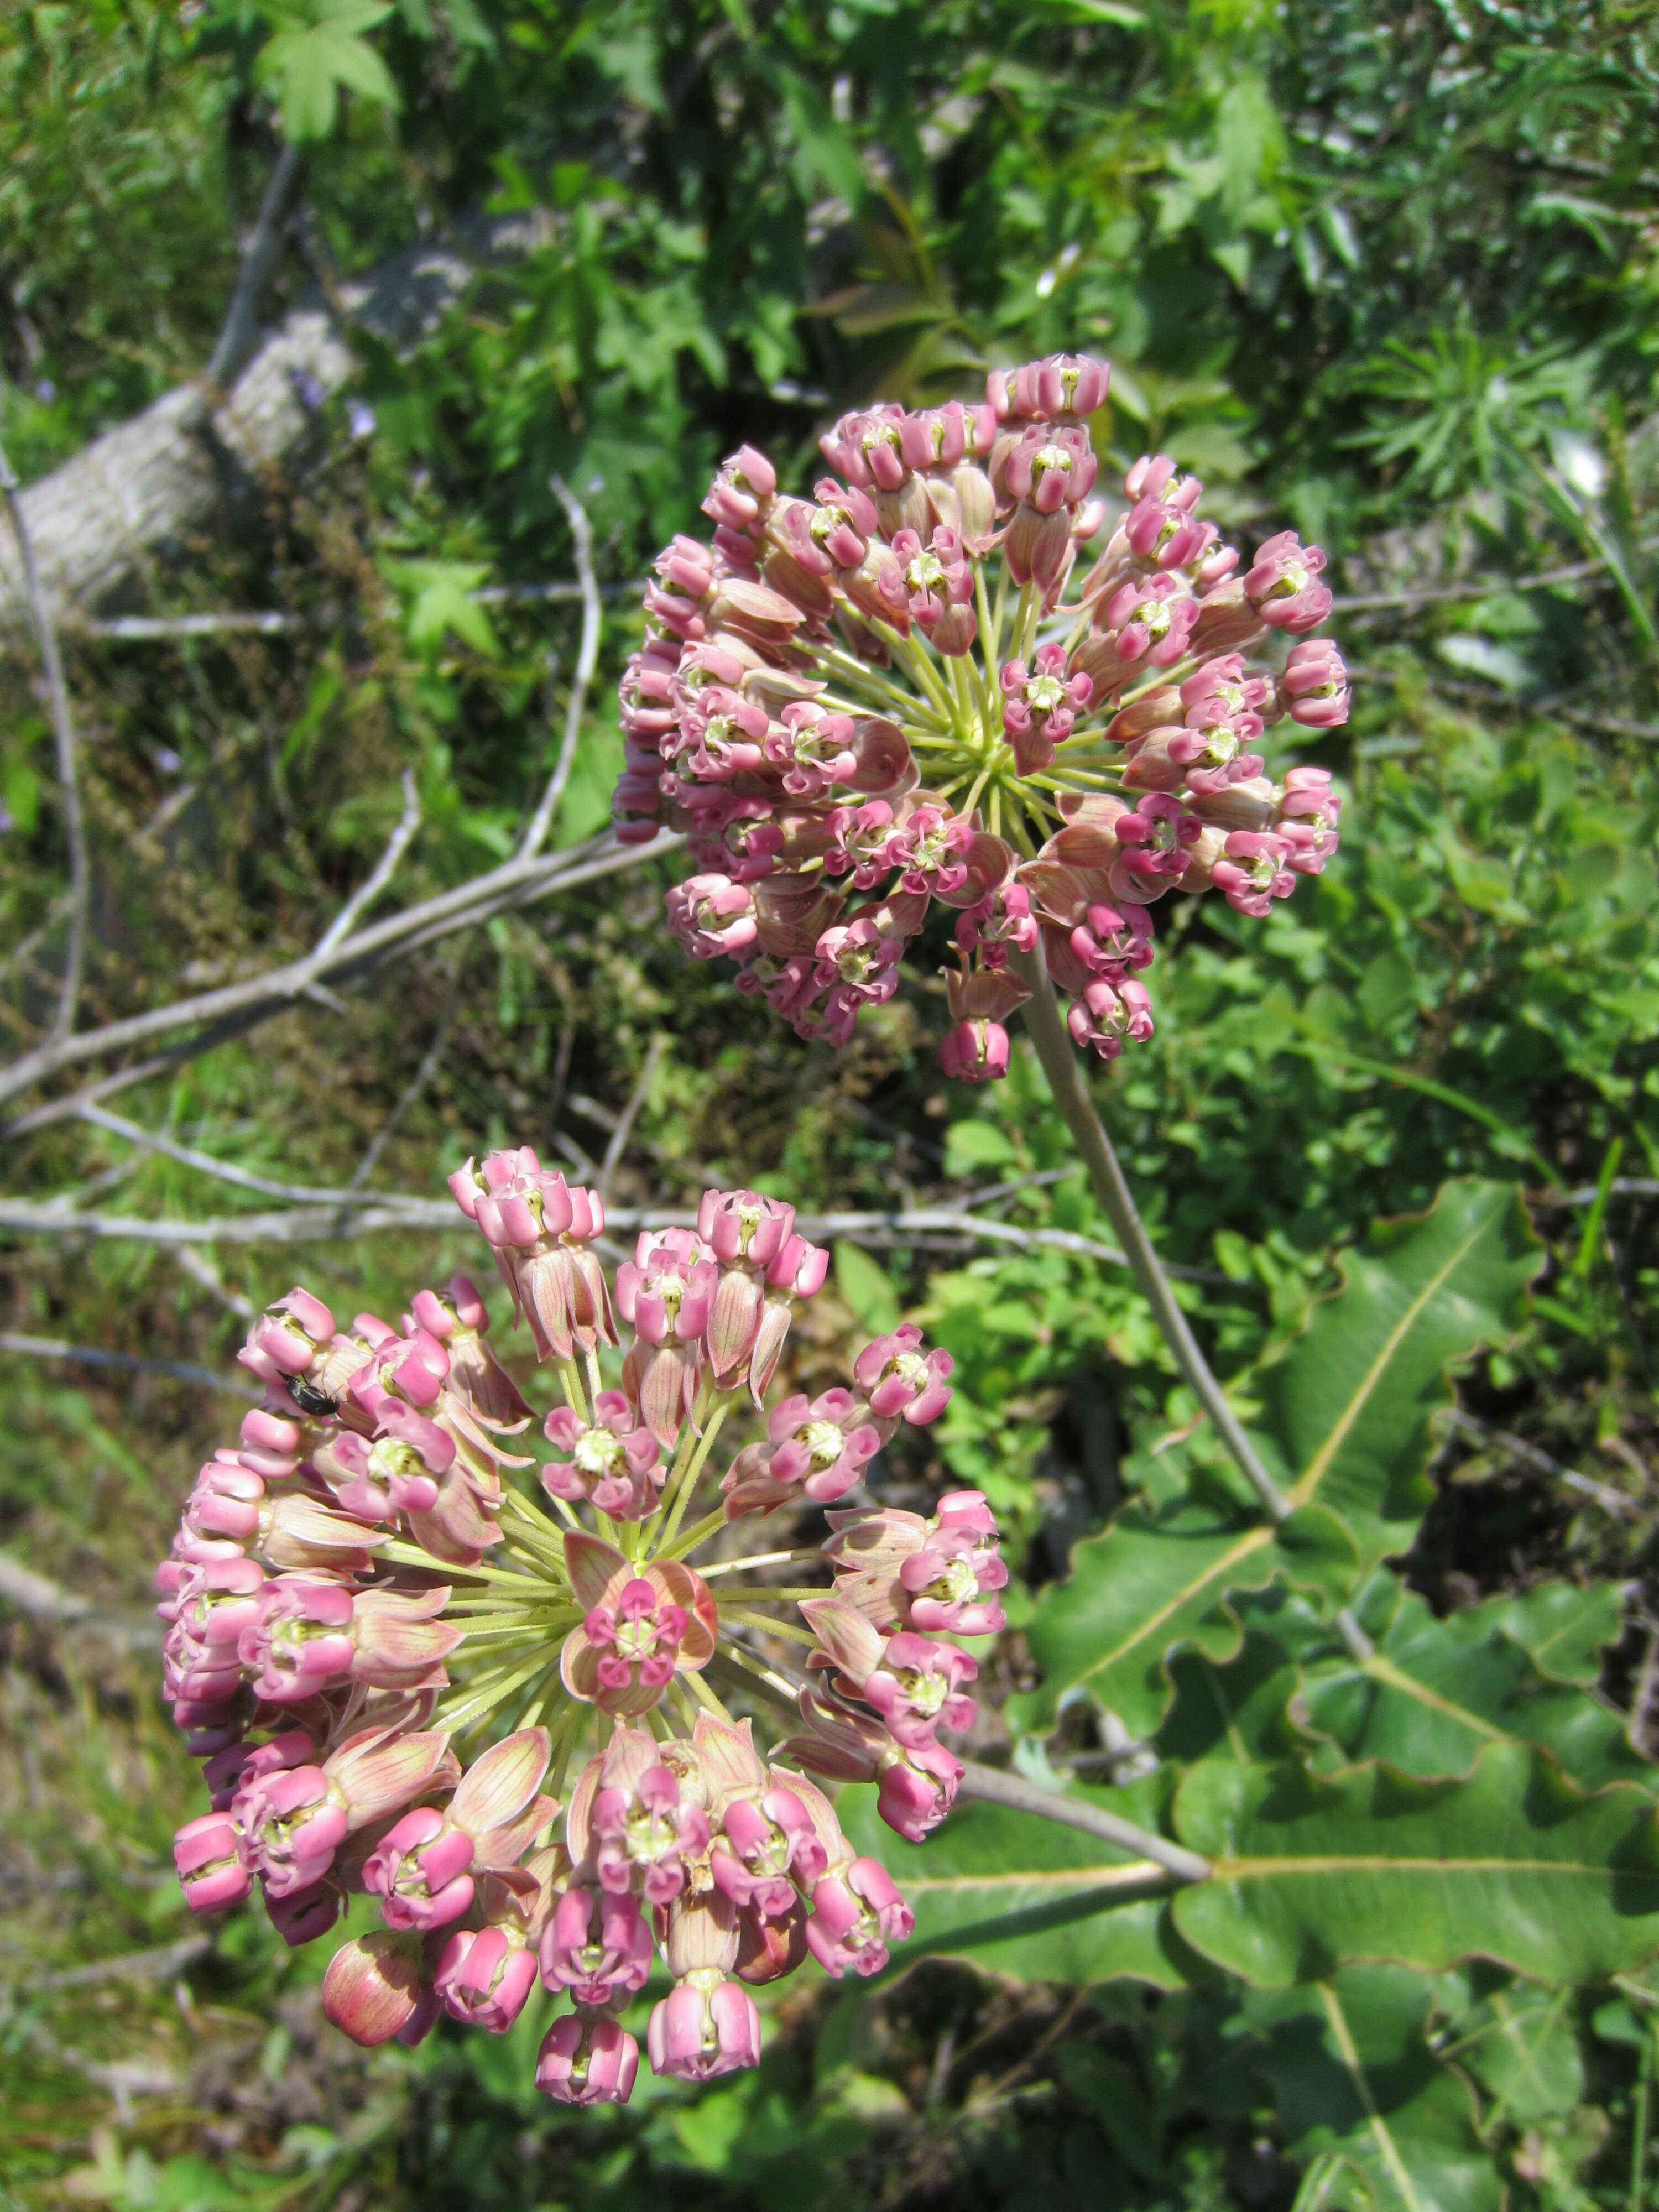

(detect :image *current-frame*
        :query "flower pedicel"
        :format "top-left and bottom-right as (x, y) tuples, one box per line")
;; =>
(160, 1154), (1006, 2102)
(614, 356), (1348, 1079)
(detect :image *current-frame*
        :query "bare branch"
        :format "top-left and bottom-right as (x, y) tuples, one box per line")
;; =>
(1332, 533), (1659, 617)
(1439, 1406), (1639, 1518)
(172, 1244), (257, 1321)
(0, 1548), (88, 1621)
(76, 1101), (371, 1204)
(1537, 1178), (1659, 1207)
(0, 1331), (258, 1396)
(57, 580), (641, 644)
(0, 829), (680, 1126)
(205, 142), (307, 391)
(520, 479), (603, 858)
(312, 769), (422, 959)
(0, 1196), (456, 1244)
(0, 435), (89, 1044)
(955, 1760), (1211, 1884)
(598, 1036), (666, 1198)
(0, 1189), (1223, 1282)
(41, 1936), (212, 1992)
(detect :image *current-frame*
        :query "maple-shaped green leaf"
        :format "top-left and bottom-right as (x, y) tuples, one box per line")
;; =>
(252, 1), (399, 144)
(1295, 1579), (1650, 1792)
(836, 1783), (1194, 1990)
(1171, 1742), (1659, 1987)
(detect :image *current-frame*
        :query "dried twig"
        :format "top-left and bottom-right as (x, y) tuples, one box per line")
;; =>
(0, 434), (89, 1044)
(1441, 1406), (1640, 1518)
(520, 479), (604, 858)
(598, 1036), (666, 1199)
(204, 141), (307, 390)
(0, 830), (677, 1127)
(348, 1005), (457, 1190)
(171, 1244), (257, 1321)
(0, 1331), (257, 1395)
(312, 769), (422, 959)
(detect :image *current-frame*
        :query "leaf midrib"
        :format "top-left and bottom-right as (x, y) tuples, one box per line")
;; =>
(1063, 1525), (1274, 1691)
(1290, 1211), (1495, 1509)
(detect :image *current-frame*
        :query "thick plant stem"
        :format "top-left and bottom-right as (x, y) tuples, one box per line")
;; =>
(1013, 945), (1288, 1519)
(1012, 943), (1374, 1665)
(957, 1761), (1210, 1884)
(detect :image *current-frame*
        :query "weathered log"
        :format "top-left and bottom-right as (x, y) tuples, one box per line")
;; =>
(0, 212), (542, 631)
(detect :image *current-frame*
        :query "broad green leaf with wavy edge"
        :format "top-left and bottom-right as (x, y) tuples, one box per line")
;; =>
(836, 1785), (1194, 1989)
(1295, 1580), (1652, 1791)
(1011, 1181), (1537, 1743)
(1485, 1581), (1624, 1687)
(1170, 1742), (1659, 1988)
(1435, 1976), (1585, 2125)
(1244, 1969), (1501, 2212)
(1261, 1179), (1543, 1571)
(1009, 1504), (1353, 1738)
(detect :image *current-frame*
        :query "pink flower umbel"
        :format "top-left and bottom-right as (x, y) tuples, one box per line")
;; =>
(153, 1151), (1010, 2106)
(615, 357), (1349, 1079)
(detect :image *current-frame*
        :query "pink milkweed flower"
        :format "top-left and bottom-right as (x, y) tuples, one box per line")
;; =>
(542, 1391), (663, 1520)
(238, 1287), (336, 1387)
(450, 1150), (613, 1366)
(237, 1723), (457, 1899)
(617, 1228), (717, 1450)
(1278, 638), (1350, 727)
(955, 881), (1037, 969)
(666, 872), (760, 962)
(852, 1326), (955, 1426)
(812, 916), (906, 1008)
(805, 1857), (915, 1980)
(1000, 645), (1092, 776)
(861, 1631), (979, 1746)
(322, 1929), (440, 2048)
(887, 804), (973, 900)
(899, 1526), (1010, 1637)
(711, 1785), (828, 1919)
(406, 1277), (533, 1430)
(435, 1924), (540, 2034)
(1073, 573), (1199, 694)
(781, 1687), (963, 1840)
(766, 1387), (883, 1501)
(824, 1490), (1006, 1633)
(585, 1751), (711, 1906)
(989, 352), (1110, 421)
(1276, 763), (1342, 828)
(1244, 530), (1332, 633)
(1209, 831), (1297, 917)
(538, 2009), (640, 2105)
(1066, 977), (1156, 1060)
(648, 1974), (763, 2082)
(891, 526), (977, 656)
(800, 1600), (978, 1747)
(940, 1018), (1009, 1085)
(174, 1810), (253, 1914)
(823, 797), (899, 889)
(559, 1535), (718, 1719)
(239, 1579), (461, 1704)
(540, 1885), (653, 2007)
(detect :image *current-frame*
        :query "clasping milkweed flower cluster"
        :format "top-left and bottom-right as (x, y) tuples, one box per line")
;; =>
(613, 354), (1348, 1078)
(159, 1152), (1005, 2102)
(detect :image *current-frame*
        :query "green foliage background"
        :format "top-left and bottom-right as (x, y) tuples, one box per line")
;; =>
(4, 2), (1659, 2208)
